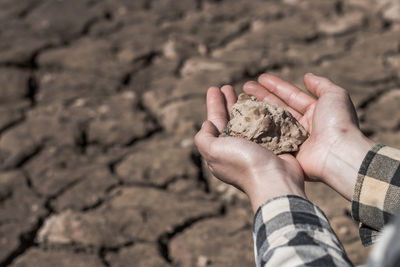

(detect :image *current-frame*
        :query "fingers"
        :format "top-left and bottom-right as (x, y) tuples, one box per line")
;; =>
(258, 74), (316, 114)
(194, 120), (219, 160)
(243, 81), (303, 121)
(207, 87), (229, 133)
(304, 73), (346, 98)
(221, 85), (237, 118)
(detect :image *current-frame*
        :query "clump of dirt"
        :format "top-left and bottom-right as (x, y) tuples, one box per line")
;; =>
(221, 93), (309, 154)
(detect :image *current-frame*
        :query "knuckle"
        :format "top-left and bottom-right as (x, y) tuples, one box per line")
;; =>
(194, 132), (200, 145)
(208, 163), (217, 176)
(208, 142), (219, 162)
(194, 132), (204, 150)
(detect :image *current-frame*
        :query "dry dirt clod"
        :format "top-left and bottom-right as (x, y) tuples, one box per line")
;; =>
(221, 93), (309, 154)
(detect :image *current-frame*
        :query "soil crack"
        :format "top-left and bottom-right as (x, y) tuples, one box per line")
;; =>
(157, 206), (225, 264)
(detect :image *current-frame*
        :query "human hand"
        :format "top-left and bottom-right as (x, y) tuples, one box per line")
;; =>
(243, 73), (375, 201)
(194, 86), (305, 213)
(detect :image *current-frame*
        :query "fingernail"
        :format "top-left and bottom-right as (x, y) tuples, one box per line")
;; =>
(306, 72), (314, 77)
(245, 81), (257, 88)
(201, 121), (207, 128)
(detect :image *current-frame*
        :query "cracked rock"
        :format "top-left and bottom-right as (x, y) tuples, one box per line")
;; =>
(0, 0), (41, 23)
(51, 165), (118, 212)
(317, 11), (365, 36)
(10, 248), (104, 267)
(322, 29), (400, 84)
(0, 171), (46, 263)
(36, 70), (119, 104)
(107, 18), (165, 63)
(0, 0), (389, 265)
(373, 131), (400, 148)
(24, 146), (92, 196)
(330, 216), (359, 244)
(222, 94), (308, 154)
(0, 123), (39, 170)
(142, 66), (237, 129)
(38, 38), (130, 80)
(0, 101), (28, 132)
(0, 68), (30, 104)
(87, 91), (157, 146)
(386, 54), (400, 78)
(24, 0), (102, 41)
(181, 58), (226, 77)
(365, 89), (400, 131)
(159, 98), (207, 132)
(37, 187), (221, 247)
(149, 0), (198, 22)
(163, 7), (250, 50)
(255, 16), (316, 42)
(0, 21), (49, 64)
(116, 134), (198, 186)
(105, 243), (170, 267)
(129, 57), (180, 96)
(0, 101), (95, 170)
(286, 37), (349, 65)
(170, 208), (254, 267)
(381, 0), (400, 23)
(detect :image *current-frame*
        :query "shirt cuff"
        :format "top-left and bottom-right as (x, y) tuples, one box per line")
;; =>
(352, 143), (400, 246)
(253, 195), (348, 266)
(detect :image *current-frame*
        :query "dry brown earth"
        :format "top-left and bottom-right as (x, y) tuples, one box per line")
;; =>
(1, 0), (400, 266)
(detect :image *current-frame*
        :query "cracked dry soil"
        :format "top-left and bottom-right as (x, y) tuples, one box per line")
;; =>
(1, 0), (400, 266)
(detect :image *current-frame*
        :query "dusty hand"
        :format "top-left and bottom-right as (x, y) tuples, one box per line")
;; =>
(244, 73), (375, 200)
(194, 86), (305, 212)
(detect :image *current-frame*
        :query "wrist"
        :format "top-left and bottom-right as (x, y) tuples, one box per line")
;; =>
(246, 170), (306, 213)
(321, 128), (375, 201)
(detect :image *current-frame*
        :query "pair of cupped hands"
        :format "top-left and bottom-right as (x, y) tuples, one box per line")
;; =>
(195, 73), (375, 212)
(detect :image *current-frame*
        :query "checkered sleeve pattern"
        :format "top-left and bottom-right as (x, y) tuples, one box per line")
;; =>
(253, 195), (353, 267)
(352, 144), (400, 246)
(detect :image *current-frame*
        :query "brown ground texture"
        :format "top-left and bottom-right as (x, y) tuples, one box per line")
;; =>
(0, 0), (400, 266)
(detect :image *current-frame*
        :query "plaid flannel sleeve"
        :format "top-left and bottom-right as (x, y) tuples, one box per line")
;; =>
(352, 144), (400, 246)
(253, 195), (353, 267)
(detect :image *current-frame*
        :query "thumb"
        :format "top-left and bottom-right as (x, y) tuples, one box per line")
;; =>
(304, 73), (346, 98)
(194, 120), (220, 159)
(304, 73), (359, 126)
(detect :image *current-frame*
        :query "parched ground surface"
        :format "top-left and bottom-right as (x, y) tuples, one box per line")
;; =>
(0, 0), (400, 266)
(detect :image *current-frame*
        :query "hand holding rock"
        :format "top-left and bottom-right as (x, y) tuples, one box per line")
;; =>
(221, 93), (308, 155)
